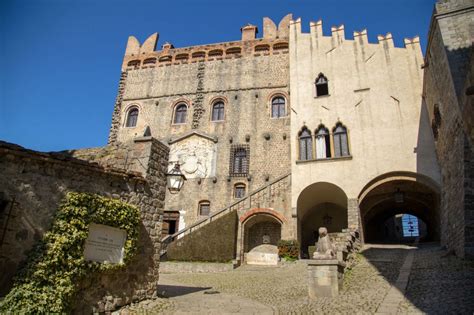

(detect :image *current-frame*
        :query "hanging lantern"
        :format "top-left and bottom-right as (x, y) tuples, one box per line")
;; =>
(166, 163), (186, 194)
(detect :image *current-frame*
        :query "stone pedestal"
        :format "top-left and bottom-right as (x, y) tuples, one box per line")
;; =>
(307, 259), (345, 298)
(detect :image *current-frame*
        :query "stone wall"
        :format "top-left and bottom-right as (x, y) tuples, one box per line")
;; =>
(0, 137), (169, 311)
(423, 0), (473, 258)
(109, 25), (292, 238)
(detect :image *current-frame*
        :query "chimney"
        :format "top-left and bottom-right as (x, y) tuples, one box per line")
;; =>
(162, 42), (174, 51)
(241, 24), (258, 41)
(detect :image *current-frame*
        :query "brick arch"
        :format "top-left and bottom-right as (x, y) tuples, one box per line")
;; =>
(239, 208), (286, 224)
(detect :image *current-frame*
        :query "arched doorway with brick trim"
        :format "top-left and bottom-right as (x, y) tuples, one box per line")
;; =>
(296, 182), (348, 258)
(238, 208), (285, 265)
(358, 172), (441, 243)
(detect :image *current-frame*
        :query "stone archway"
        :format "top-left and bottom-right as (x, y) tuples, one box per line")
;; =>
(240, 209), (284, 265)
(296, 182), (348, 258)
(358, 172), (440, 243)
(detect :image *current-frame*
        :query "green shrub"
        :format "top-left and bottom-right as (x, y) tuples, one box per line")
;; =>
(278, 239), (299, 261)
(0, 192), (140, 313)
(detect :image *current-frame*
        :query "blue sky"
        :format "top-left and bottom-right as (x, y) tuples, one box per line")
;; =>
(0, 0), (435, 152)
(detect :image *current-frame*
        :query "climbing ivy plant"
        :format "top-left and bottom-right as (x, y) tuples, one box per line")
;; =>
(0, 192), (140, 313)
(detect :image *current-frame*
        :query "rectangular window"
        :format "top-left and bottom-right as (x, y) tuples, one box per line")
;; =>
(230, 145), (250, 176)
(199, 202), (210, 216)
(234, 185), (246, 198)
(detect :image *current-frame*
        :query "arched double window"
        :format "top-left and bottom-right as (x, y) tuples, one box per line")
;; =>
(315, 73), (329, 97)
(174, 103), (187, 124)
(198, 201), (210, 216)
(126, 108), (139, 127)
(271, 96), (286, 118)
(333, 123), (349, 157)
(211, 101), (225, 121)
(315, 125), (331, 159)
(299, 127), (313, 161)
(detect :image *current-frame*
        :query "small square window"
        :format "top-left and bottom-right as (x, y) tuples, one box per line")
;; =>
(199, 201), (210, 216)
(234, 184), (246, 198)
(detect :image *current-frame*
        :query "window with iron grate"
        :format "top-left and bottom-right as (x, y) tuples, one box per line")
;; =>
(230, 145), (249, 176)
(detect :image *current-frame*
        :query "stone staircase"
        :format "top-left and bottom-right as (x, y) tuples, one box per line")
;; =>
(329, 230), (361, 262)
(160, 173), (292, 257)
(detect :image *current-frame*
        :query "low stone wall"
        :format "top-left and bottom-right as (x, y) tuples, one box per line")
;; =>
(166, 211), (238, 262)
(0, 137), (168, 312)
(160, 261), (234, 273)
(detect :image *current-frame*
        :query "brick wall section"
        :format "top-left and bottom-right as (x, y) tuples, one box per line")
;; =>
(0, 137), (169, 312)
(423, 0), (474, 258)
(108, 72), (128, 144)
(112, 48), (291, 234)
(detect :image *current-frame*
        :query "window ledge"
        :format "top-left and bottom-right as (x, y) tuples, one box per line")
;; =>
(211, 120), (225, 123)
(314, 94), (331, 99)
(296, 155), (352, 164)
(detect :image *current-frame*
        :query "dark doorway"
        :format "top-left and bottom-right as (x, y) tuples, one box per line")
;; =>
(162, 211), (180, 238)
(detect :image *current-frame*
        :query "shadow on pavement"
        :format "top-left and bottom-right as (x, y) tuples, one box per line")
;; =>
(157, 284), (212, 298)
(361, 242), (474, 314)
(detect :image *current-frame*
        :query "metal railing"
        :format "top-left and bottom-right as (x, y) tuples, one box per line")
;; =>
(161, 172), (291, 255)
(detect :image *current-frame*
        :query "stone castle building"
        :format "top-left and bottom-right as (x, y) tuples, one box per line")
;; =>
(108, 0), (473, 261)
(0, 0), (471, 311)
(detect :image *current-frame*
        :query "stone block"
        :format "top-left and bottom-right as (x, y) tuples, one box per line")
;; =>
(307, 259), (345, 298)
(245, 244), (279, 266)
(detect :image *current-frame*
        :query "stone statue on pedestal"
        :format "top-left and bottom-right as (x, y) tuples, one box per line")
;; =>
(312, 227), (336, 259)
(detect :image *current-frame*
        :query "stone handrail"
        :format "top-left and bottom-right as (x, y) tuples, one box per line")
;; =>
(161, 172), (291, 255)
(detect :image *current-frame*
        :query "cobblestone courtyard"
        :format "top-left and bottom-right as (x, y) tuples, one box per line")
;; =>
(117, 243), (474, 314)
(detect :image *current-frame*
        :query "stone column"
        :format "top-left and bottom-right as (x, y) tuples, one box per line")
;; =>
(235, 221), (244, 266)
(347, 198), (360, 231)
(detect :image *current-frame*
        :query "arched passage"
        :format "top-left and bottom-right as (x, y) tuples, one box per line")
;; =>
(297, 182), (348, 258)
(359, 172), (440, 243)
(242, 213), (282, 253)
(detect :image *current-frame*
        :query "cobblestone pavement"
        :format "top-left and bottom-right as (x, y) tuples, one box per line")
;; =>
(153, 245), (408, 314)
(398, 243), (474, 314)
(116, 243), (474, 314)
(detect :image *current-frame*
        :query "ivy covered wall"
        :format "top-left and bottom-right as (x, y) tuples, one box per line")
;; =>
(0, 137), (169, 313)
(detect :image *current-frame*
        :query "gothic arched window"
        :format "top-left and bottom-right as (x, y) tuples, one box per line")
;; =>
(315, 125), (331, 159)
(299, 128), (313, 160)
(271, 96), (286, 118)
(211, 101), (225, 121)
(174, 104), (187, 124)
(315, 73), (329, 97)
(333, 123), (349, 157)
(126, 108), (139, 127)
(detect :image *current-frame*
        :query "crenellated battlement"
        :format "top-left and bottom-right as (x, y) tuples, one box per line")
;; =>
(290, 18), (421, 51)
(121, 15), (293, 71)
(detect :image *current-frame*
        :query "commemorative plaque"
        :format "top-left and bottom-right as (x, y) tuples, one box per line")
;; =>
(83, 223), (127, 264)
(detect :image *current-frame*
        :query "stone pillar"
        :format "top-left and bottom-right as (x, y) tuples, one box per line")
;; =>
(347, 198), (360, 231)
(235, 221), (244, 265)
(307, 260), (345, 298)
